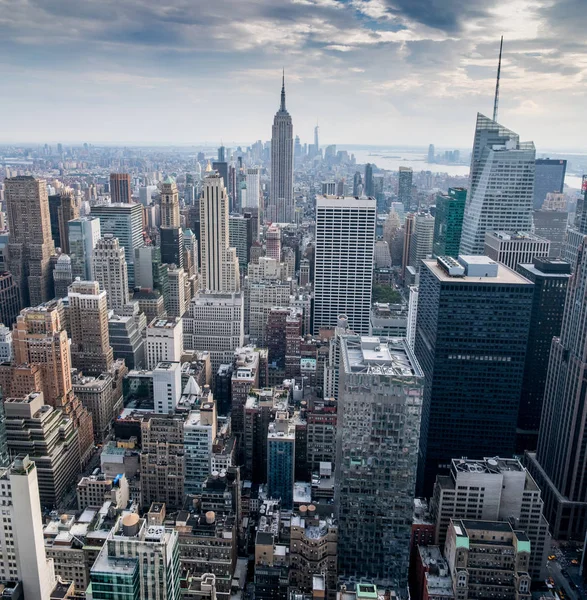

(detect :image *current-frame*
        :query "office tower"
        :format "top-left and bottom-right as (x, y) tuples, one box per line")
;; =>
(160, 176), (180, 228)
(408, 212), (435, 271)
(534, 209), (568, 258)
(484, 231), (550, 270)
(314, 123), (320, 152)
(430, 457), (551, 580)
(432, 188), (466, 257)
(352, 171), (362, 197)
(267, 412), (296, 508)
(68, 280), (114, 376)
(398, 166), (413, 211)
(108, 307), (145, 370)
(526, 237), (587, 539)
(217, 145), (226, 162)
(0, 455), (56, 600)
(135, 245), (168, 295)
(90, 202), (143, 286)
(184, 398), (217, 495)
(265, 225), (281, 260)
(401, 213), (415, 283)
(415, 256), (534, 493)
(0, 273), (21, 328)
(244, 168), (261, 210)
(167, 265), (190, 317)
(4, 393), (81, 507)
(534, 159), (566, 209)
(313, 196), (376, 334)
(145, 317), (183, 370)
(336, 336), (423, 588)
(57, 191), (79, 254)
(444, 520), (532, 598)
(0, 397), (8, 468)
(92, 236), (130, 310)
(364, 163), (374, 197)
(153, 361), (182, 414)
(213, 160), (228, 190)
(140, 414), (185, 509)
(184, 292), (244, 376)
(68, 217), (101, 280)
(109, 172), (132, 203)
(90, 514), (180, 600)
(427, 144), (435, 163)
(247, 279), (291, 344)
(52, 253), (73, 298)
(269, 74), (294, 223)
(200, 172), (240, 292)
(460, 114), (535, 255)
(48, 194), (62, 249)
(321, 182), (336, 196)
(5, 176), (56, 307)
(406, 285), (419, 349)
(229, 214), (252, 269)
(139, 184), (156, 206)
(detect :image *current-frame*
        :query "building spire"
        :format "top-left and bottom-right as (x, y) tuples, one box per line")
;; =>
(493, 36), (503, 122)
(280, 69), (286, 112)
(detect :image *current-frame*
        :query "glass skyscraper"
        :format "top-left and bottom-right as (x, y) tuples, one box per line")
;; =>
(432, 187), (466, 258)
(534, 158), (566, 209)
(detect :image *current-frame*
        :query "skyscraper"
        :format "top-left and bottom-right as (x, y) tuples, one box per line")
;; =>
(244, 167), (261, 211)
(313, 196), (376, 335)
(526, 237), (587, 539)
(5, 176), (56, 307)
(68, 216), (101, 280)
(415, 256), (534, 493)
(534, 159), (566, 209)
(68, 280), (114, 376)
(57, 191), (79, 254)
(364, 163), (374, 197)
(352, 171), (362, 197)
(92, 235), (130, 310)
(109, 173), (132, 203)
(336, 335), (423, 588)
(160, 176), (180, 228)
(460, 114), (535, 255)
(432, 187), (466, 258)
(398, 166), (413, 211)
(268, 74), (294, 223)
(199, 171), (240, 293)
(408, 212), (435, 272)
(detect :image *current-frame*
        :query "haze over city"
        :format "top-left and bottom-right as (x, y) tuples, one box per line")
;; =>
(1, 0), (586, 148)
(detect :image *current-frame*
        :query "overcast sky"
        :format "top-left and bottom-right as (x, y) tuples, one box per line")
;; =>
(1, 0), (586, 150)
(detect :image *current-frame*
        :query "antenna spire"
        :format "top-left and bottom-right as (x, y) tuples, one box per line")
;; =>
(280, 69), (286, 112)
(493, 36), (503, 122)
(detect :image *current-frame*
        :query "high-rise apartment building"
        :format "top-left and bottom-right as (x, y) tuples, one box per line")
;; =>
(265, 225), (281, 260)
(109, 173), (132, 203)
(90, 203), (143, 286)
(160, 176), (180, 228)
(415, 256), (534, 494)
(145, 317), (183, 370)
(460, 114), (535, 255)
(534, 159), (566, 209)
(516, 258), (571, 451)
(68, 280), (114, 376)
(200, 172), (240, 292)
(398, 166), (413, 211)
(313, 196), (376, 335)
(432, 188), (466, 258)
(408, 212), (435, 271)
(68, 217), (101, 280)
(336, 336), (423, 588)
(484, 231), (550, 270)
(0, 455), (56, 600)
(430, 457), (551, 580)
(268, 75), (294, 223)
(526, 236), (587, 539)
(5, 176), (56, 307)
(92, 236), (130, 310)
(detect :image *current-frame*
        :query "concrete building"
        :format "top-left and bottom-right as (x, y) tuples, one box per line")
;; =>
(370, 302), (408, 337)
(0, 455), (56, 600)
(399, 166), (413, 211)
(5, 176), (56, 307)
(336, 335), (423, 589)
(53, 254), (73, 299)
(76, 472), (129, 510)
(0, 272), (21, 328)
(184, 398), (217, 495)
(108, 306), (145, 370)
(161, 177), (180, 228)
(484, 231), (550, 270)
(92, 235), (130, 309)
(406, 286), (418, 350)
(0, 324), (13, 363)
(265, 225), (281, 260)
(166, 265), (190, 318)
(246, 281), (291, 344)
(430, 457), (551, 580)
(444, 520), (532, 600)
(313, 196), (376, 335)
(145, 317), (183, 370)
(153, 361), (182, 414)
(533, 210), (568, 258)
(68, 280), (114, 376)
(229, 214), (253, 270)
(408, 213), (435, 271)
(68, 217), (101, 280)
(56, 191), (80, 254)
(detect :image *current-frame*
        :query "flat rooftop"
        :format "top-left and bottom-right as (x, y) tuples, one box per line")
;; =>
(148, 317), (180, 329)
(316, 195), (376, 209)
(423, 258), (532, 285)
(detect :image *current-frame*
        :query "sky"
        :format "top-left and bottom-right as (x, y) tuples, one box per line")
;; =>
(1, 0), (586, 150)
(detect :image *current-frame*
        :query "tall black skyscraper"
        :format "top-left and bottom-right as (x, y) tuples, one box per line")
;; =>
(534, 159), (566, 209)
(415, 255), (534, 493)
(213, 161), (229, 190)
(218, 145), (226, 162)
(364, 163), (374, 197)
(398, 167), (413, 211)
(352, 171), (362, 197)
(527, 237), (587, 539)
(516, 258), (571, 452)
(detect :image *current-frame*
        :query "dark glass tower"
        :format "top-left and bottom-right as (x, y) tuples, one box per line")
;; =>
(432, 187), (466, 258)
(415, 255), (534, 494)
(398, 166), (413, 211)
(364, 163), (374, 197)
(160, 227), (184, 270)
(516, 258), (571, 452)
(534, 159), (566, 209)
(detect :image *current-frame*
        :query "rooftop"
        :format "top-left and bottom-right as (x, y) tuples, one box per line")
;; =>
(424, 257), (532, 285)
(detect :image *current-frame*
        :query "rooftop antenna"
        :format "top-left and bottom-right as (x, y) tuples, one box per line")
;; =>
(492, 36), (503, 122)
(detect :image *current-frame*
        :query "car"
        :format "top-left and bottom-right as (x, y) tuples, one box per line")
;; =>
(549, 555), (557, 561)
(571, 559), (578, 565)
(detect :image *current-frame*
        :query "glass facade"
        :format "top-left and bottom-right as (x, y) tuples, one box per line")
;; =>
(433, 187), (466, 258)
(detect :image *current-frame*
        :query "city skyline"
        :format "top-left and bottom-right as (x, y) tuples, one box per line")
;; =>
(1, 0), (586, 150)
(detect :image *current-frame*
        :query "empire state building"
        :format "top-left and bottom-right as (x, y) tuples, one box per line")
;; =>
(269, 73), (294, 223)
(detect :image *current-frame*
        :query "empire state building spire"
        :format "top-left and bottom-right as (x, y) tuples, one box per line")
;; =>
(280, 69), (287, 112)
